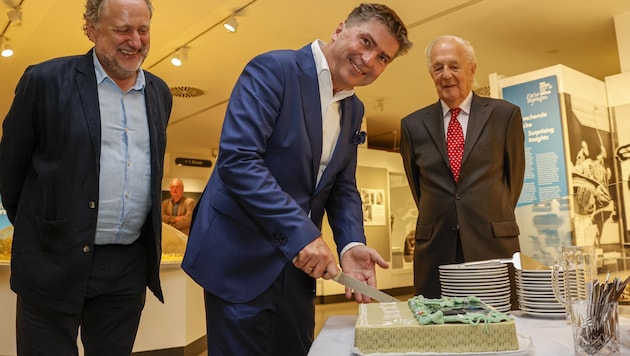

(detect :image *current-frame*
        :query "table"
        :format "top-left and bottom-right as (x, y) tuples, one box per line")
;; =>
(308, 312), (630, 355)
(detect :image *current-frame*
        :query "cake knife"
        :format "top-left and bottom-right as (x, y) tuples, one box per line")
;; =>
(332, 272), (400, 302)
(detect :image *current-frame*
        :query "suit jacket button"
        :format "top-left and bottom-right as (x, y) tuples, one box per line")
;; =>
(89, 201), (96, 209)
(82, 245), (91, 253)
(455, 193), (462, 200)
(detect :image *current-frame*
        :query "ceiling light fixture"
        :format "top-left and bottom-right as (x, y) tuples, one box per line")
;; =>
(146, 0), (258, 70)
(170, 46), (188, 67)
(7, 6), (22, 26)
(223, 15), (238, 33)
(0, 36), (13, 57)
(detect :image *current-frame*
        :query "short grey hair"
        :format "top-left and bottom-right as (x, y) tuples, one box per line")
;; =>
(425, 35), (476, 71)
(83, 0), (153, 36)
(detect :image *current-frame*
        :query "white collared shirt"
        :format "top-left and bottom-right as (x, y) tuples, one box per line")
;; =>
(441, 91), (473, 140)
(311, 40), (354, 186)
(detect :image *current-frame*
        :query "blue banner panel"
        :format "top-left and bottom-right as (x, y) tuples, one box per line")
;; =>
(502, 76), (572, 265)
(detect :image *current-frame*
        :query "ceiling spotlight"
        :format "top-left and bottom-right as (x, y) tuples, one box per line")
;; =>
(223, 15), (238, 33)
(1, 37), (13, 57)
(170, 46), (188, 67)
(7, 6), (22, 26)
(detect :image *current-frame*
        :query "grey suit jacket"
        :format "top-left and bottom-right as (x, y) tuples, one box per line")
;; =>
(400, 93), (525, 298)
(0, 49), (172, 313)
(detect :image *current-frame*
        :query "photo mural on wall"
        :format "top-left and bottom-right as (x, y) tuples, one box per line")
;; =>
(610, 103), (630, 245)
(563, 93), (620, 248)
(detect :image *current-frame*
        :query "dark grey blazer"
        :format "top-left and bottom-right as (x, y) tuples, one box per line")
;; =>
(400, 93), (525, 298)
(0, 49), (172, 313)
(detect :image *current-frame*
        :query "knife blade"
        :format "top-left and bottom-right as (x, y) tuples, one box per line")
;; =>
(332, 272), (400, 302)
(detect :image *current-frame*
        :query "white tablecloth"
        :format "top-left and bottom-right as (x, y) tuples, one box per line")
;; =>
(308, 312), (630, 356)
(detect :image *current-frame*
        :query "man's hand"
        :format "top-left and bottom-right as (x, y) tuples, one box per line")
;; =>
(293, 236), (339, 279)
(339, 245), (389, 303)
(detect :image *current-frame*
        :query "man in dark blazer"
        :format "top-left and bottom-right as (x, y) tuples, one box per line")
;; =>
(182, 4), (412, 356)
(0, 0), (171, 354)
(400, 35), (525, 303)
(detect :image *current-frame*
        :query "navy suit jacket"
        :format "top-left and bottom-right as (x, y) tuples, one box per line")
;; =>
(182, 44), (367, 303)
(0, 49), (172, 313)
(400, 94), (525, 298)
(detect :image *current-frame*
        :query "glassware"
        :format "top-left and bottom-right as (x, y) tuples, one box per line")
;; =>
(552, 246), (597, 322)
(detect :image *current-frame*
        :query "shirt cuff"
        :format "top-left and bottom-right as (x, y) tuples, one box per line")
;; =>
(339, 242), (364, 261)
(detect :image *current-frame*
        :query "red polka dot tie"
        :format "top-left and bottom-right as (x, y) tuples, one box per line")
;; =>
(447, 108), (464, 182)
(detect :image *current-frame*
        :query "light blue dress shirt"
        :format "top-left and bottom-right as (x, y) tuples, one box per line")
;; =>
(92, 53), (151, 245)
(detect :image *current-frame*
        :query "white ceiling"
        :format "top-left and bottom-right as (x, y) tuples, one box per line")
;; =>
(1, 0), (629, 155)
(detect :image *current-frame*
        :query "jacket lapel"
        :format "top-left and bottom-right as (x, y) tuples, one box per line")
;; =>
(297, 45), (322, 187)
(316, 97), (356, 190)
(423, 102), (450, 165)
(75, 50), (101, 168)
(462, 94), (490, 163)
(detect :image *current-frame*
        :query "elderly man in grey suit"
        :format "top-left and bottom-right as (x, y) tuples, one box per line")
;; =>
(400, 35), (525, 305)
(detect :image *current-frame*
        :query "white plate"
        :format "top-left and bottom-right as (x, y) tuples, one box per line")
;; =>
(515, 284), (554, 292)
(517, 269), (553, 275)
(519, 310), (566, 319)
(520, 306), (566, 316)
(442, 282), (511, 290)
(518, 296), (561, 304)
(442, 289), (511, 297)
(517, 289), (557, 297)
(442, 278), (509, 286)
(440, 270), (509, 278)
(439, 263), (507, 271)
(519, 300), (564, 313)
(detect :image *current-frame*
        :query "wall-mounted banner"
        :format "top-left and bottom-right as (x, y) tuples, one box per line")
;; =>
(502, 75), (572, 265)
(503, 75), (568, 207)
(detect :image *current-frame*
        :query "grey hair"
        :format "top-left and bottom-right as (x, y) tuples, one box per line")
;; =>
(83, 0), (153, 37)
(425, 35), (476, 71)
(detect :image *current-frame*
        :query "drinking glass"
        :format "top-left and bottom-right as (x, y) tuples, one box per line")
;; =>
(552, 246), (597, 322)
(571, 301), (619, 355)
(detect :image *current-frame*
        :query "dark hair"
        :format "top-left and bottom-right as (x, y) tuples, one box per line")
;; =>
(83, 0), (153, 36)
(345, 3), (413, 58)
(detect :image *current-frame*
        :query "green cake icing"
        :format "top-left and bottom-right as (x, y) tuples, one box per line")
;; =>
(407, 295), (513, 325)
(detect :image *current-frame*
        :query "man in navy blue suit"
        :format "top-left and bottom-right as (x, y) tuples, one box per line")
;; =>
(182, 3), (412, 355)
(0, 0), (171, 354)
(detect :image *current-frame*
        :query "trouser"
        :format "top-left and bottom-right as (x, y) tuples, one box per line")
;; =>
(16, 241), (148, 356)
(204, 263), (316, 356)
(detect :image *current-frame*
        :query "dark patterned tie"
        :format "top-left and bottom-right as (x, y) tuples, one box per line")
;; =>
(447, 108), (464, 182)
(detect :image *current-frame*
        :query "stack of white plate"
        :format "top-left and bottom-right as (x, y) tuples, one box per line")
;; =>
(439, 262), (511, 313)
(515, 269), (566, 318)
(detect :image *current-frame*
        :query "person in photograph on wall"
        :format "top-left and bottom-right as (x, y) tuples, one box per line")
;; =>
(400, 35), (525, 304)
(162, 178), (196, 235)
(182, 3), (412, 355)
(0, 0), (171, 354)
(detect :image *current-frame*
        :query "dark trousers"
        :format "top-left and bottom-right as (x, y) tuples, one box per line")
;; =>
(16, 241), (148, 356)
(204, 263), (316, 356)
